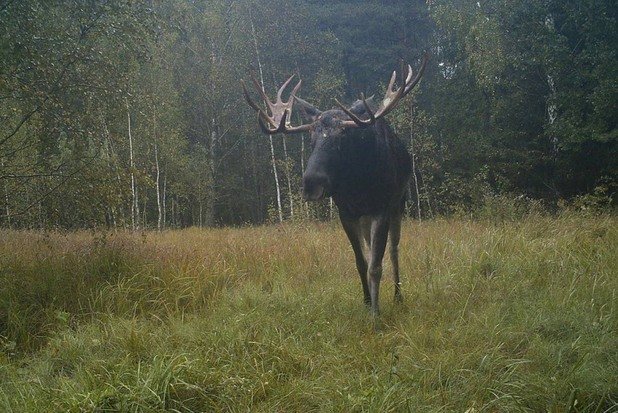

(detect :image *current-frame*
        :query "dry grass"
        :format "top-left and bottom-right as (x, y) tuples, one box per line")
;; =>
(0, 215), (616, 412)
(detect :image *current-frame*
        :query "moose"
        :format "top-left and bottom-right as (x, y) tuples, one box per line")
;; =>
(242, 54), (428, 315)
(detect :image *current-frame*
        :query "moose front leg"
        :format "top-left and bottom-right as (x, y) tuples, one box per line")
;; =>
(341, 217), (370, 306)
(368, 216), (390, 316)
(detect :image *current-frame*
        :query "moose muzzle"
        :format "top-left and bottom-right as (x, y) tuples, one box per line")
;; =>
(302, 172), (331, 201)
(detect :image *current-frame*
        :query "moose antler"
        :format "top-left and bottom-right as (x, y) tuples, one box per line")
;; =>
(242, 74), (313, 134)
(335, 52), (429, 128)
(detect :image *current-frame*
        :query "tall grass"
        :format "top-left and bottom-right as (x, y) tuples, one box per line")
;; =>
(0, 215), (616, 412)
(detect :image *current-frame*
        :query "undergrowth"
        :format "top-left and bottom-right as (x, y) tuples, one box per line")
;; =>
(0, 214), (616, 412)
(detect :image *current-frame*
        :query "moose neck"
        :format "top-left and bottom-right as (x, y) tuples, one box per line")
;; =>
(333, 122), (402, 219)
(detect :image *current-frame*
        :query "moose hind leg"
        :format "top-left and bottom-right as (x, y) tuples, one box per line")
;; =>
(389, 213), (403, 303)
(341, 218), (370, 305)
(368, 216), (389, 316)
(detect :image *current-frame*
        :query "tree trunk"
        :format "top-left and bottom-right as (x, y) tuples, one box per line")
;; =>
(175, 197), (182, 228)
(38, 199), (43, 230)
(1, 158), (10, 228)
(250, 15), (283, 223)
(143, 195), (147, 229)
(171, 195), (175, 228)
(250, 140), (263, 223)
(162, 172), (167, 229)
(543, 14), (561, 202)
(102, 114), (126, 228)
(155, 143), (162, 231)
(282, 135), (294, 219)
(301, 133), (309, 218)
(409, 100), (422, 222)
(269, 136), (283, 222)
(422, 177), (434, 219)
(547, 73), (560, 201)
(126, 98), (138, 231)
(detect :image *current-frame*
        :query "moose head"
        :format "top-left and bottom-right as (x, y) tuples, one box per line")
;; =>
(242, 54), (428, 203)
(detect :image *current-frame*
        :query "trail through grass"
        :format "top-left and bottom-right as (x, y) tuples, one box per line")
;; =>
(0, 215), (616, 412)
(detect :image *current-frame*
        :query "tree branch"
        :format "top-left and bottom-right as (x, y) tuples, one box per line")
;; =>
(0, 161), (89, 219)
(0, 1), (112, 148)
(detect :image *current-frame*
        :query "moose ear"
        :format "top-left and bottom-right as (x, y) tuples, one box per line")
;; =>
(349, 95), (376, 116)
(294, 96), (322, 122)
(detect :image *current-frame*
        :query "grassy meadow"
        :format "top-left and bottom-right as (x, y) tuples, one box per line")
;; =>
(0, 215), (616, 412)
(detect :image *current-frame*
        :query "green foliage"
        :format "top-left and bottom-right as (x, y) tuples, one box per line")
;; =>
(426, 0), (617, 210)
(0, 0), (616, 228)
(0, 216), (617, 411)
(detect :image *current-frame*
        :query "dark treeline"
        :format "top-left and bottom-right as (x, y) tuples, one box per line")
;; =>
(1, 0), (615, 229)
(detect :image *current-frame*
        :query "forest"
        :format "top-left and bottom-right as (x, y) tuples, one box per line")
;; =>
(1, 2), (617, 411)
(1, 0), (615, 229)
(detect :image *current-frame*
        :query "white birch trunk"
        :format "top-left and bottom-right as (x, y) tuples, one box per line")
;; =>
(422, 176), (434, 218)
(547, 74), (558, 156)
(126, 98), (138, 231)
(301, 134), (308, 218)
(545, 14), (560, 200)
(250, 141), (263, 222)
(409, 101), (422, 222)
(102, 114), (125, 228)
(162, 172), (167, 229)
(155, 142), (162, 231)
(210, 39), (218, 177)
(251, 16), (283, 223)
(269, 136), (283, 222)
(282, 136), (294, 219)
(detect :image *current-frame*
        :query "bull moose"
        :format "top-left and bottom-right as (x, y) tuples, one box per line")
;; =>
(242, 54), (428, 315)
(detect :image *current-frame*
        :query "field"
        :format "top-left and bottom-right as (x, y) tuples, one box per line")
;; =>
(0, 215), (616, 412)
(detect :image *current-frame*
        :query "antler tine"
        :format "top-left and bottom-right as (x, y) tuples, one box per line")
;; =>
(338, 53), (428, 130)
(243, 80), (278, 128)
(257, 106), (312, 134)
(251, 75), (273, 109)
(258, 109), (285, 133)
(283, 80), (303, 127)
(244, 73), (314, 135)
(258, 106), (286, 133)
(378, 58), (421, 117)
(276, 75), (295, 102)
(335, 97), (373, 127)
(403, 52), (429, 95)
(258, 111), (281, 134)
(241, 80), (263, 113)
(289, 79), (302, 101)
(360, 93), (376, 124)
(386, 70), (397, 93)
(395, 62), (407, 97)
(405, 64), (413, 84)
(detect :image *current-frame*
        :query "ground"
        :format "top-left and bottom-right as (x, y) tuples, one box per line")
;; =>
(0, 214), (616, 412)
